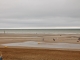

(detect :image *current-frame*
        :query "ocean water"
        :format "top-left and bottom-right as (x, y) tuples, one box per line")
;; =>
(0, 29), (80, 34)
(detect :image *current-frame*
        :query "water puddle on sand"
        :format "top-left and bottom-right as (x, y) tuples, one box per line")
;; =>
(1, 41), (80, 49)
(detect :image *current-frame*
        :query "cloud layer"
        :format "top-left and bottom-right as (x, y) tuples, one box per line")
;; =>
(0, 0), (80, 28)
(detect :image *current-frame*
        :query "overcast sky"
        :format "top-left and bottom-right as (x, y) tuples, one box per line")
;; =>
(0, 0), (80, 29)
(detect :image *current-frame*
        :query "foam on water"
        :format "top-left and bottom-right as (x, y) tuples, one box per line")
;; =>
(2, 41), (80, 49)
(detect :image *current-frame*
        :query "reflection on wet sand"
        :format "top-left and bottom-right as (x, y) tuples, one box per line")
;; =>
(2, 41), (80, 49)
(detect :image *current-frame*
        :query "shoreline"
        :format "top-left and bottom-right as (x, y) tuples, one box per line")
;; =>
(0, 33), (80, 60)
(0, 33), (80, 51)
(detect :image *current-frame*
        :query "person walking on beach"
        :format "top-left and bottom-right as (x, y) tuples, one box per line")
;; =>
(78, 37), (80, 41)
(53, 38), (55, 41)
(43, 38), (44, 41)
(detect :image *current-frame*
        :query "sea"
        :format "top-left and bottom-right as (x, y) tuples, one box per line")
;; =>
(0, 29), (80, 34)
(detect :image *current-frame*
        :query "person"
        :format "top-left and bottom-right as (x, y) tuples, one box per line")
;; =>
(53, 38), (55, 41)
(43, 38), (44, 41)
(78, 37), (80, 41)
(0, 53), (2, 60)
(0, 56), (2, 60)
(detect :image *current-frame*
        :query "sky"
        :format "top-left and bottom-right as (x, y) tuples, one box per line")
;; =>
(0, 0), (80, 29)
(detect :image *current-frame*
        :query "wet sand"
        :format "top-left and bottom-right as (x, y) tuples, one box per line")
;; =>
(2, 41), (80, 50)
(0, 33), (80, 48)
(0, 33), (80, 44)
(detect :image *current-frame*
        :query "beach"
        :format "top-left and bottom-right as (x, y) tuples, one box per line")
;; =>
(0, 33), (80, 60)
(0, 33), (80, 44)
(0, 48), (80, 60)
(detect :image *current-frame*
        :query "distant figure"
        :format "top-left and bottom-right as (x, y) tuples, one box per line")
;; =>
(53, 38), (55, 41)
(78, 37), (80, 41)
(4, 31), (5, 34)
(77, 41), (79, 42)
(43, 38), (44, 41)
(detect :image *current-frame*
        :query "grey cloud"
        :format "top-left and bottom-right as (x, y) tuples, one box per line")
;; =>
(0, 0), (80, 18)
(0, 0), (80, 28)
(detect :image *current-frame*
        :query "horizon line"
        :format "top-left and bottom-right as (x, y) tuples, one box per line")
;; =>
(0, 27), (80, 29)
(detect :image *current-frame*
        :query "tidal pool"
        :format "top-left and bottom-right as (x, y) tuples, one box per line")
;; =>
(2, 41), (80, 49)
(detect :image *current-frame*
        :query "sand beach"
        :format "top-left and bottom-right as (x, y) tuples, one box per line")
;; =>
(0, 33), (80, 60)
(0, 33), (80, 44)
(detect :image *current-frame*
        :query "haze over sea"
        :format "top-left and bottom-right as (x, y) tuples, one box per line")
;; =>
(0, 29), (80, 34)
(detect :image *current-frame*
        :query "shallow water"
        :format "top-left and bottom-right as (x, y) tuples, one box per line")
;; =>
(0, 29), (80, 34)
(2, 41), (80, 49)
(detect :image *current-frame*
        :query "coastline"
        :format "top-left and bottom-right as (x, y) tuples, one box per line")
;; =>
(0, 33), (80, 60)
